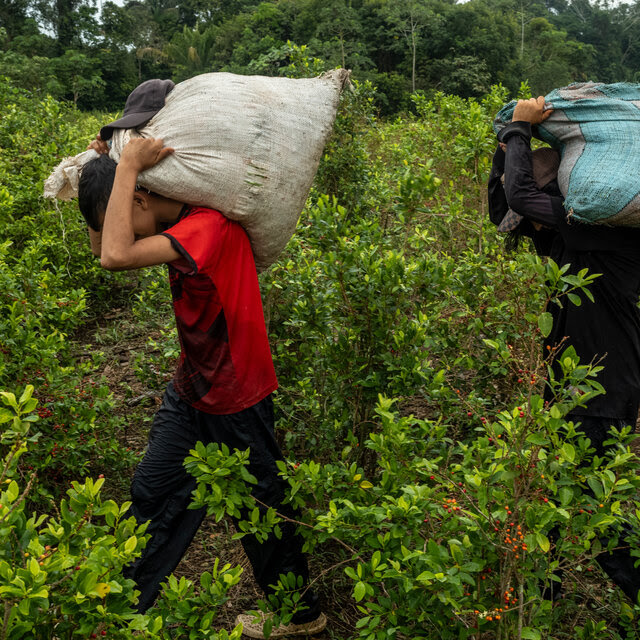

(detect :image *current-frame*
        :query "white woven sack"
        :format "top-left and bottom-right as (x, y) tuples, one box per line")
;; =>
(45, 70), (349, 270)
(110, 70), (349, 270)
(44, 149), (98, 201)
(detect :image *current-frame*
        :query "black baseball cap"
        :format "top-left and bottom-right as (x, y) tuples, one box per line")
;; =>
(100, 79), (175, 141)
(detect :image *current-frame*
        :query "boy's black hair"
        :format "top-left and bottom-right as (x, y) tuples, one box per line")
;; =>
(78, 155), (117, 231)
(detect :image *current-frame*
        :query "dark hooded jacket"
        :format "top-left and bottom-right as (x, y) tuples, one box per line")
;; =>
(488, 121), (640, 422)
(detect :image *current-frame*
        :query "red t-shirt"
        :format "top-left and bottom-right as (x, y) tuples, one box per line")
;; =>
(161, 206), (277, 414)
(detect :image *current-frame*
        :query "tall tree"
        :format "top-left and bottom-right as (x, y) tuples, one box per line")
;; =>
(164, 24), (218, 82)
(428, 1), (517, 94)
(47, 48), (104, 103)
(520, 16), (595, 92)
(0, 0), (31, 40)
(313, 0), (362, 68)
(615, 1), (640, 74)
(379, 0), (433, 92)
(33, 0), (99, 52)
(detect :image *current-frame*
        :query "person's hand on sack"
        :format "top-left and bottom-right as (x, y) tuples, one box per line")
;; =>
(87, 134), (109, 155)
(120, 137), (174, 173)
(513, 96), (553, 124)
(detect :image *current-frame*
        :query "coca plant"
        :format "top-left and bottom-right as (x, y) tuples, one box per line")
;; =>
(0, 387), (246, 640)
(192, 264), (640, 640)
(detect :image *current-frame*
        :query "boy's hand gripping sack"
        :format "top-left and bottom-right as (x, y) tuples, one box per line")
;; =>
(494, 82), (640, 227)
(45, 70), (350, 270)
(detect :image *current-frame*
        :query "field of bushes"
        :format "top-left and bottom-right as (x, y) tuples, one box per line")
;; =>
(1, 72), (640, 640)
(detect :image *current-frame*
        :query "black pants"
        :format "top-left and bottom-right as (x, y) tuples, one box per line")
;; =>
(124, 383), (319, 620)
(569, 415), (640, 601)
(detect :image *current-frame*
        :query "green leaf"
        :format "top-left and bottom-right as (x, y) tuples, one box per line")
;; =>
(559, 488), (572, 506)
(536, 532), (550, 553)
(567, 292), (582, 306)
(537, 312), (553, 338)
(6, 481), (19, 502)
(124, 536), (137, 554)
(262, 616), (273, 639)
(28, 557), (39, 575)
(526, 433), (547, 445)
(354, 581), (367, 602)
(449, 542), (464, 565)
(22, 399), (37, 415)
(415, 571), (435, 583)
(18, 385), (34, 407)
(483, 339), (499, 351)
(587, 477), (603, 498)
(0, 392), (18, 410)
(18, 598), (30, 616)
(561, 443), (575, 463)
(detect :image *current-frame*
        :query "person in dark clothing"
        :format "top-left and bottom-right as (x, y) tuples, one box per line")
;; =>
(488, 96), (640, 602)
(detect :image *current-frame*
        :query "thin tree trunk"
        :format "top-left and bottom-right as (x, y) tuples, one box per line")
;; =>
(411, 30), (416, 92)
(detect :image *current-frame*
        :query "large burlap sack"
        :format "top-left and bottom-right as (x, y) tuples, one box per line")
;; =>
(493, 82), (640, 226)
(44, 149), (99, 201)
(45, 70), (350, 270)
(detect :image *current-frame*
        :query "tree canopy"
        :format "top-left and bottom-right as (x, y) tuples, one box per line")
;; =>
(1, 0), (639, 113)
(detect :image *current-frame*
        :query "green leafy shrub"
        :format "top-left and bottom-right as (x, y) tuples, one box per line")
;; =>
(0, 78), (137, 497)
(3, 73), (635, 638)
(200, 266), (640, 639)
(189, 342), (640, 639)
(0, 386), (247, 639)
(0, 386), (151, 639)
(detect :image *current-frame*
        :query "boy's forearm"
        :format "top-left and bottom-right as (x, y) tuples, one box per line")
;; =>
(88, 228), (102, 257)
(98, 138), (176, 271)
(100, 161), (139, 270)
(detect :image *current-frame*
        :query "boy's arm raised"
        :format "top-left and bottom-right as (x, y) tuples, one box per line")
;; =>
(100, 138), (180, 271)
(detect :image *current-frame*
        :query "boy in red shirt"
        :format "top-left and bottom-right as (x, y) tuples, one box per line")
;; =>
(78, 137), (325, 637)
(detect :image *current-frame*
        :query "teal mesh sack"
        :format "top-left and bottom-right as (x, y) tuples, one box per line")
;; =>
(493, 82), (640, 226)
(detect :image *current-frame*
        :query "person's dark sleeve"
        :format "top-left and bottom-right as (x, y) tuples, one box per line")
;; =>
(529, 226), (557, 257)
(488, 145), (509, 227)
(498, 122), (564, 229)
